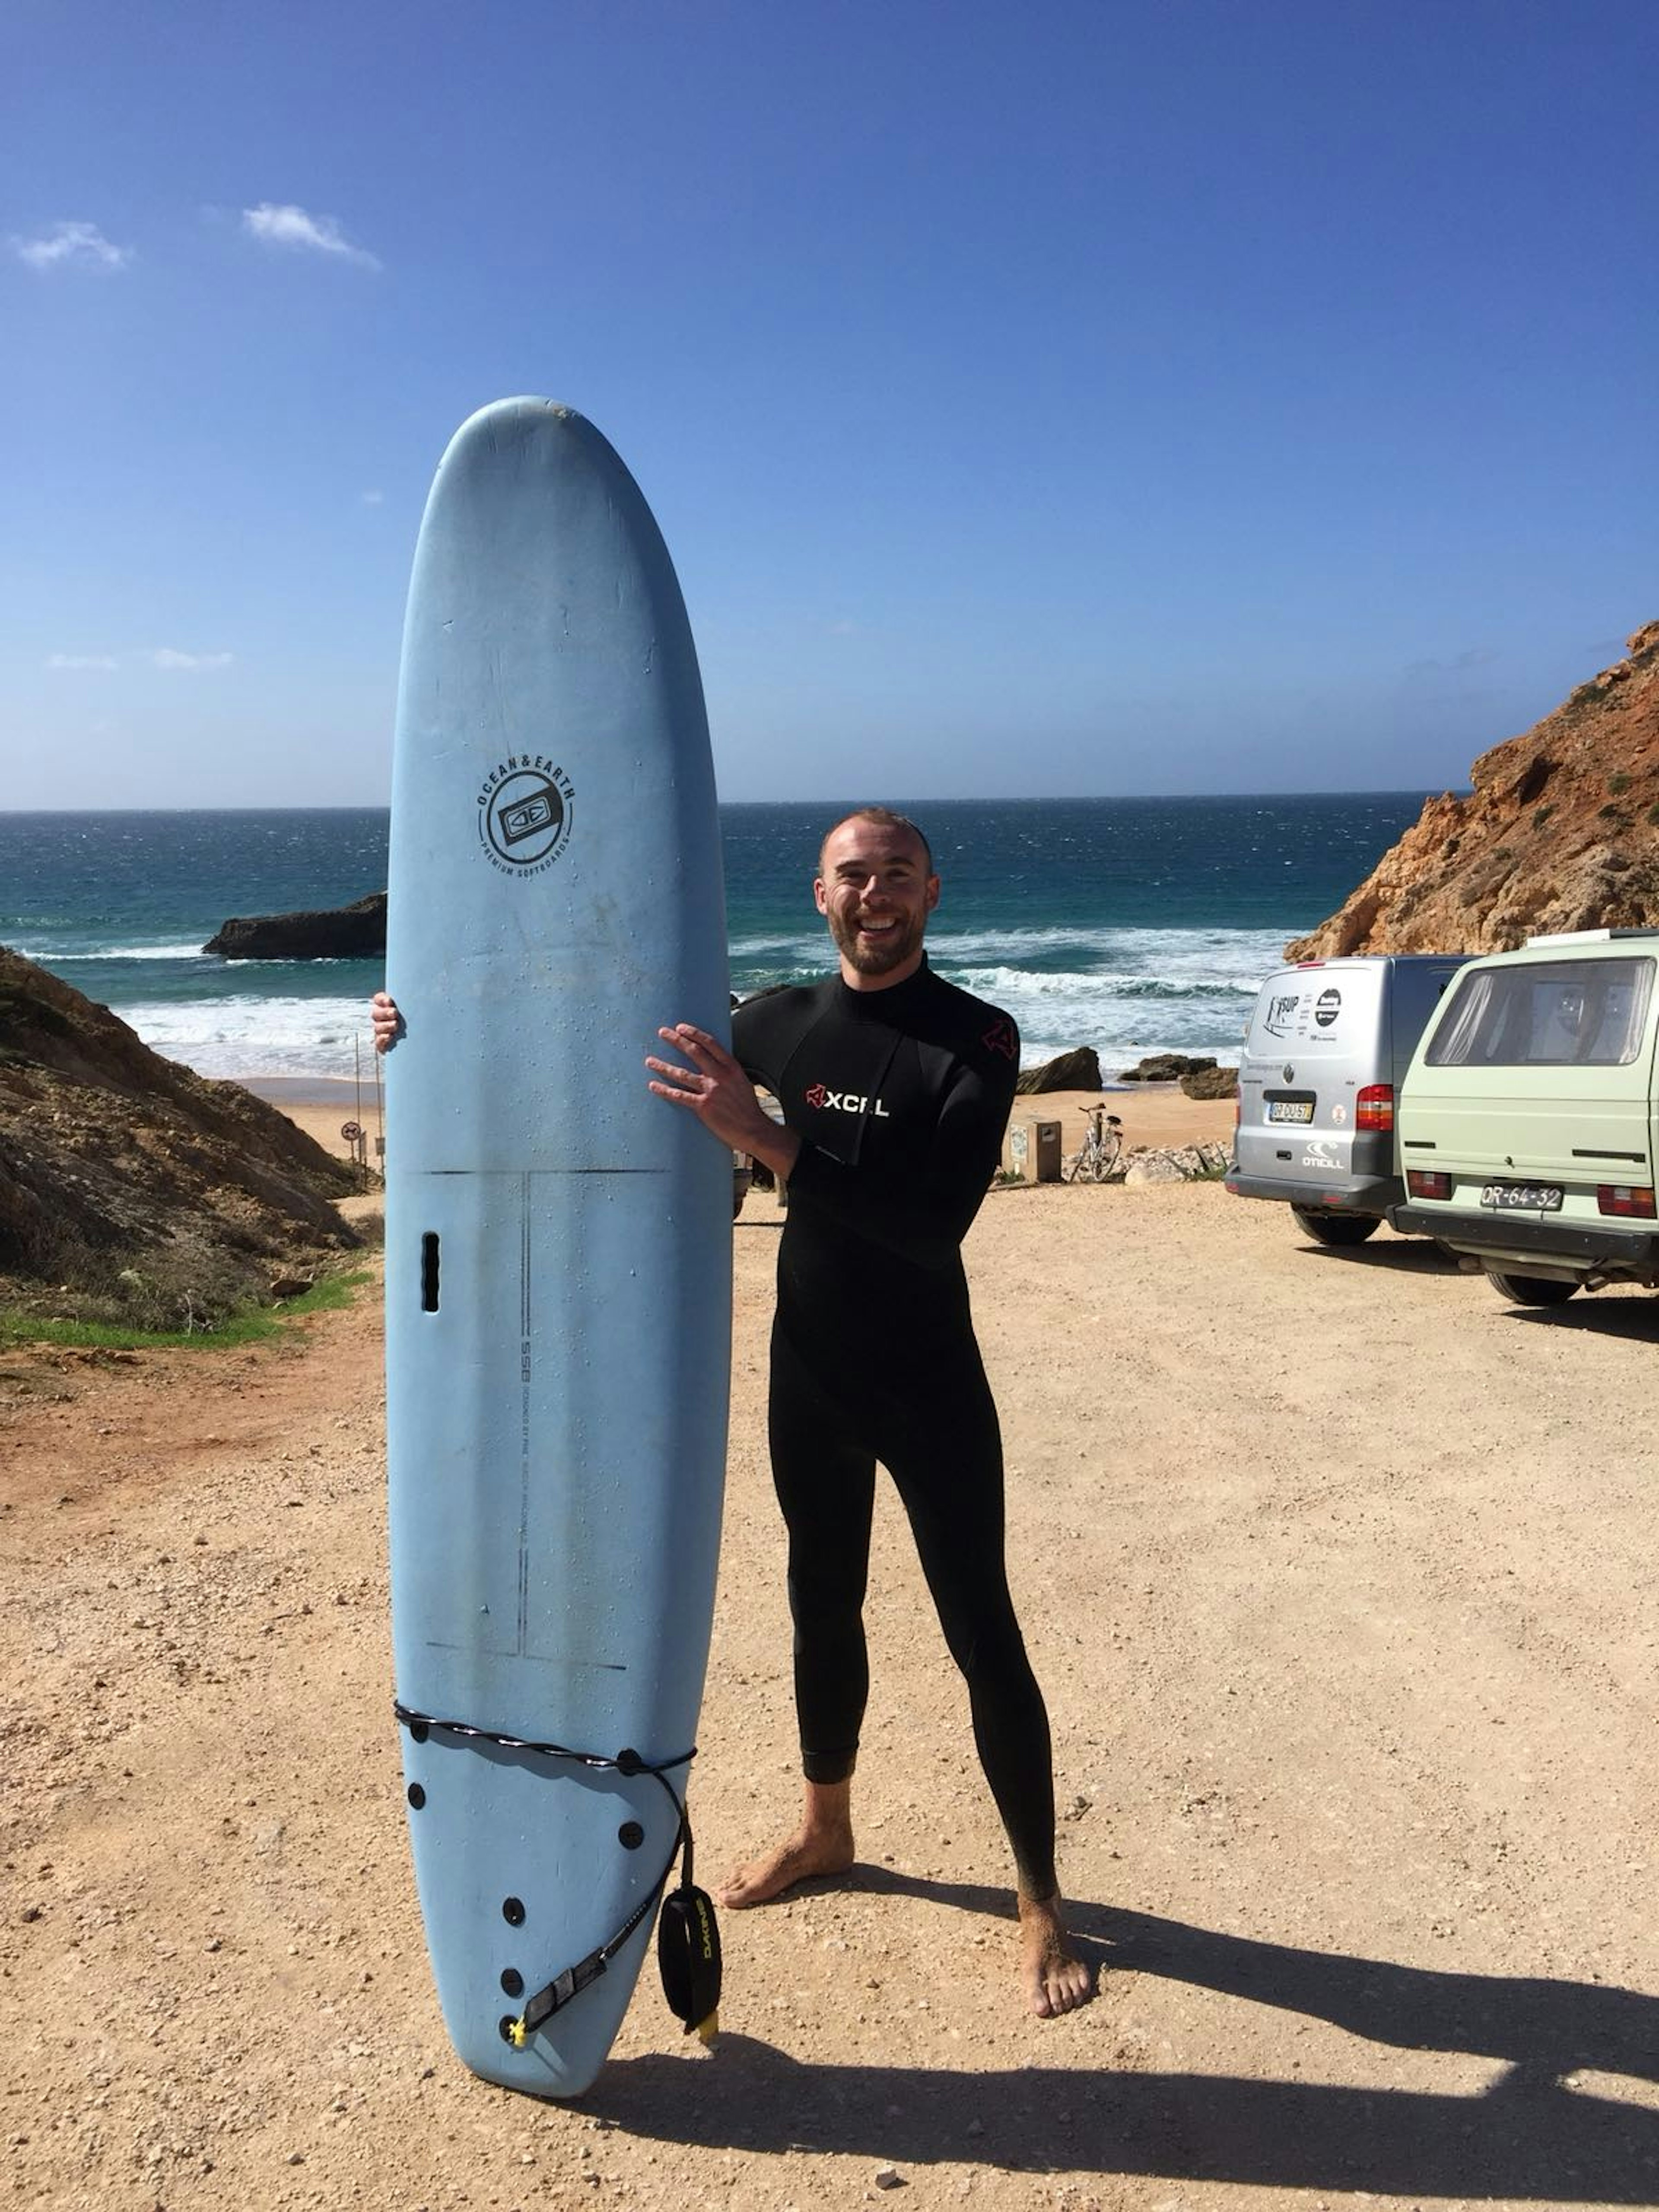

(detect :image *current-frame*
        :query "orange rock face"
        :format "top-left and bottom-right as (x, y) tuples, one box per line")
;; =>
(1286, 622), (1659, 959)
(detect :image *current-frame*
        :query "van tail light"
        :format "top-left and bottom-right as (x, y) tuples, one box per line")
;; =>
(1598, 1185), (1656, 1218)
(1408, 1170), (1452, 1200)
(1356, 1084), (1395, 1134)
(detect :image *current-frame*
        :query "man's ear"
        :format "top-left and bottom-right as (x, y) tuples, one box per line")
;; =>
(813, 877), (830, 915)
(925, 875), (941, 912)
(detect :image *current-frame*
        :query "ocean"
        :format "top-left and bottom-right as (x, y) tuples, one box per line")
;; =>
(0, 796), (1426, 1085)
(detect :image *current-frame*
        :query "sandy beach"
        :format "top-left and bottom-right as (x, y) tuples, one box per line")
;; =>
(254, 1079), (1235, 1176)
(3, 1096), (1655, 2212)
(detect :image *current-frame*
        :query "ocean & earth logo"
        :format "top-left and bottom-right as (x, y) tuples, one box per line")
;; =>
(477, 756), (576, 874)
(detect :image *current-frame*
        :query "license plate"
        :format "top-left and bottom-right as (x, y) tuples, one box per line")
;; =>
(1267, 1100), (1313, 1125)
(1480, 1182), (1564, 1211)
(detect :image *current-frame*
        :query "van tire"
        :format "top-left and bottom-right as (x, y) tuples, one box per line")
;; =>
(1484, 1268), (1578, 1306)
(1290, 1207), (1380, 1247)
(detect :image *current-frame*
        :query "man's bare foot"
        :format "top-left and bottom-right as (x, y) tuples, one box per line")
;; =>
(716, 1778), (855, 1908)
(1017, 1891), (1094, 2018)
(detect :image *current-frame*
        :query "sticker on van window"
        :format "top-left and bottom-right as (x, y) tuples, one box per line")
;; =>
(1262, 993), (1302, 1039)
(1314, 988), (1341, 1028)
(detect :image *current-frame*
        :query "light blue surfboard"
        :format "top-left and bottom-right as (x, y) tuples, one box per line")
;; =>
(384, 399), (730, 2098)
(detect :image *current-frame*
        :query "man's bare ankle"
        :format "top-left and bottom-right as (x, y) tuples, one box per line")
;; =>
(1017, 1887), (1064, 1919)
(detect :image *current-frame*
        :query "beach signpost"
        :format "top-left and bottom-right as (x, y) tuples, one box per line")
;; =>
(382, 400), (731, 2096)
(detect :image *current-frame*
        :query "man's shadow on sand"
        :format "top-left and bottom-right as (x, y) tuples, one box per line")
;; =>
(589, 1875), (1659, 2202)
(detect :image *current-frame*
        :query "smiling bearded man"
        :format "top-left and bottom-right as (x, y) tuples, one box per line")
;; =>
(646, 806), (1092, 2020)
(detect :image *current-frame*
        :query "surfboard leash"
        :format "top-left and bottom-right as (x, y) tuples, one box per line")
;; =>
(393, 1701), (722, 2048)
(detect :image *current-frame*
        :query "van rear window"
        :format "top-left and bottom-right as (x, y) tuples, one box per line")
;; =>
(1426, 957), (1655, 1069)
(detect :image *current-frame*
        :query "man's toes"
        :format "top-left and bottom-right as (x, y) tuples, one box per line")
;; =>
(1050, 1961), (1093, 2013)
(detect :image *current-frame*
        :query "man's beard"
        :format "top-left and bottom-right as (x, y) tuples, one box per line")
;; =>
(826, 904), (926, 976)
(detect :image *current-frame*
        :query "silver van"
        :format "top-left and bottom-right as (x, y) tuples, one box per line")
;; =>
(1389, 929), (1659, 1304)
(1228, 954), (1468, 1245)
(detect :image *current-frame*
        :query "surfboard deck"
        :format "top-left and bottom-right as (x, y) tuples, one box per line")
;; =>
(384, 399), (730, 2097)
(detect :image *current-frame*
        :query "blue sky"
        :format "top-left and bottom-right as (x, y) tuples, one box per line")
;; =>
(4, 0), (1656, 807)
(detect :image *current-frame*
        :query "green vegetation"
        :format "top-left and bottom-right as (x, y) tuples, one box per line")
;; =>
(0, 1268), (373, 1353)
(1647, 801), (1659, 828)
(1532, 806), (1554, 833)
(1608, 771), (1633, 796)
(1598, 802), (1632, 824)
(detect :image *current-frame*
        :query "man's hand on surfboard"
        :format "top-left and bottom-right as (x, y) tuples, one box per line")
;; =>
(648, 1024), (801, 1183)
(371, 992), (403, 1053)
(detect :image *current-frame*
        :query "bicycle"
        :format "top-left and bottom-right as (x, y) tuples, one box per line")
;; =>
(1062, 1101), (1124, 1183)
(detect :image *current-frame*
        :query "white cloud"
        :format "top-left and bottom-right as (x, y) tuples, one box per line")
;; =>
(242, 202), (380, 270)
(361, 488), (385, 505)
(46, 652), (119, 671)
(11, 220), (133, 271)
(149, 648), (234, 671)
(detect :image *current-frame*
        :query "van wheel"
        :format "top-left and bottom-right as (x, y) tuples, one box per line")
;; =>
(1290, 1207), (1380, 1247)
(1484, 1269), (1578, 1306)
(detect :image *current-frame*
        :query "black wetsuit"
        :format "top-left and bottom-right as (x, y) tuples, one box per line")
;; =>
(733, 959), (1057, 1895)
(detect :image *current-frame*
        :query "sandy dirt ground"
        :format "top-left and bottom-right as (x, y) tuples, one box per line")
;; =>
(3, 1093), (1656, 2212)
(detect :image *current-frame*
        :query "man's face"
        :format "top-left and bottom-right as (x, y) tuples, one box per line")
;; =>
(814, 816), (940, 984)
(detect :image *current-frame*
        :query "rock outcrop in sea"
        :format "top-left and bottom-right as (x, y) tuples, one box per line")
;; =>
(1016, 1046), (1103, 1094)
(0, 947), (360, 1325)
(1287, 620), (1659, 958)
(203, 893), (387, 960)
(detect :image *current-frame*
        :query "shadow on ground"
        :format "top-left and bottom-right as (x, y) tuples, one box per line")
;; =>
(590, 1884), (1659, 2201)
(1502, 1297), (1659, 1341)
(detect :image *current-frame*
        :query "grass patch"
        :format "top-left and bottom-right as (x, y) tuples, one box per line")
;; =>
(1533, 805), (1554, 833)
(0, 1268), (373, 1353)
(1608, 771), (1634, 796)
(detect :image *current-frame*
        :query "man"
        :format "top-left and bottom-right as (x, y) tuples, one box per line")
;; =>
(646, 807), (1090, 2018)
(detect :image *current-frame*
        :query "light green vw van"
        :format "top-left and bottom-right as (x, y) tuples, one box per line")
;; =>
(1389, 930), (1659, 1304)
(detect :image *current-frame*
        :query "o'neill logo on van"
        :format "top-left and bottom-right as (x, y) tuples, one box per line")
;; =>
(805, 1084), (890, 1118)
(1314, 988), (1341, 1027)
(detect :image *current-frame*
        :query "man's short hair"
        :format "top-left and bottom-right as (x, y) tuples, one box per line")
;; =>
(819, 806), (934, 874)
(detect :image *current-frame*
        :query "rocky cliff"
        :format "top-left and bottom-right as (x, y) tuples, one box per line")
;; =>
(203, 892), (386, 960)
(0, 947), (360, 1325)
(1287, 621), (1659, 959)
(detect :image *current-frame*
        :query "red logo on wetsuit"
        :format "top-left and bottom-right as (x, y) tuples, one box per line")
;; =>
(982, 1018), (1017, 1061)
(805, 1082), (889, 1118)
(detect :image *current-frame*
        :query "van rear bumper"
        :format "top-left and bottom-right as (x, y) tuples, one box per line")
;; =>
(1388, 1205), (1659, 1268)
(1226, 1171), (1398, 1214)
